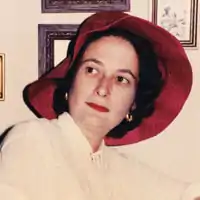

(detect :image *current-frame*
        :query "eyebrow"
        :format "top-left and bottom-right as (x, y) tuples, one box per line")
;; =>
(118, 69), (137, 80)
(81, 58), (103, 66)
(81, 58), (138, 80)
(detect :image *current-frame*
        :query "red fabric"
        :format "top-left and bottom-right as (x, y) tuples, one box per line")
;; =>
(23, 11), (193, 146)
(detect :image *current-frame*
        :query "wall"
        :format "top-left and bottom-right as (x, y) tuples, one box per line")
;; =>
(0, 0), (200, 182)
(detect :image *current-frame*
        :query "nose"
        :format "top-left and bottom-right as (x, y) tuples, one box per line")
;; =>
(95, 76), (111, 97)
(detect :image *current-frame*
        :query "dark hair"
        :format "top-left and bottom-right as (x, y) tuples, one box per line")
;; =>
(53, 28), (165, 139)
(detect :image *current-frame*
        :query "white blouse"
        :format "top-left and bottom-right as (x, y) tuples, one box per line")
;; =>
(0, 112), (199, 200)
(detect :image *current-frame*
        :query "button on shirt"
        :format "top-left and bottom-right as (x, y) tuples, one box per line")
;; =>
(0, 112), (199, 200)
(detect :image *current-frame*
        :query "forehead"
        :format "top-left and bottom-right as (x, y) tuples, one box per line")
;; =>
(81, 36), (139, 73)
(84, 35), (135, 53)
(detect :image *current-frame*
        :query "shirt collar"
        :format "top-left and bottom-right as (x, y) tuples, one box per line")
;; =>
(57, 112), (105, 157)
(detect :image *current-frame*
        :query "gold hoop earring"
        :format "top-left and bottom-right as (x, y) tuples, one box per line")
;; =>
(65, 93), (68, 101)
(126, 113), (133, 122)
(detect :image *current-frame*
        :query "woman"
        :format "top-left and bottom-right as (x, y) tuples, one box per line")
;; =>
(0, 11), (199, 200)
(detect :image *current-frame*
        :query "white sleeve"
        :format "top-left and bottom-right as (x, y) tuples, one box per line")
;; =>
(117, 152), (200, 200)
(0, 184), (29, 200)
(0, 120), (52, 200)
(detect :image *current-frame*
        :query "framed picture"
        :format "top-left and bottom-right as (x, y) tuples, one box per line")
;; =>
(38, 24), (79, 77)
(0, 53), (5, 101)
(150, 0), (198, 48)
(41, 0), (130, 13)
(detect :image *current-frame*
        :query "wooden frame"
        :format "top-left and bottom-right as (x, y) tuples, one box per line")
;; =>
(150, 0), (198, 48)
(38, 24), (78, 77)
(41, 0), (130, 13)
(0, 53), (5, 101)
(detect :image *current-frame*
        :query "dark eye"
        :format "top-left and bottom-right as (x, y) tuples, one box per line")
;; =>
(85, 67), (98, 74)
(116, 76), (129, 84)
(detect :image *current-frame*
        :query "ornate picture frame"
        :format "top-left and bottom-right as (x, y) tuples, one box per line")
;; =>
(150, 0), (199, 48)
(0, 53), (5, 101)
(41, 0), (130, 13)
(38, 24), (79, 77)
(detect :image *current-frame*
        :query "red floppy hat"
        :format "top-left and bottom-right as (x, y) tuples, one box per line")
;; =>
(23, 11), (193, 146)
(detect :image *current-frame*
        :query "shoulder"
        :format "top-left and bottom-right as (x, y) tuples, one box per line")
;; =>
(105, 147), (190, 199)
(105, 146), (166, 177)
(104, 146), (139, 169)
(0, 117), (61, 150)
(104, 146), (172, 179)
(0, 117), (65, 170)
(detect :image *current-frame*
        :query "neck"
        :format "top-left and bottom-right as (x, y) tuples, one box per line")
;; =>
(76, 121), (107, 153)
(70, 114), (110, 152)
(84, 133), (103, 153)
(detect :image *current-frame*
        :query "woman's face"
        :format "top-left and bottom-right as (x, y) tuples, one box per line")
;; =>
(68, 36), (139, 134)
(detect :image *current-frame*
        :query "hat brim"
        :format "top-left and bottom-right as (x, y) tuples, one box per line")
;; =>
(23, 12), (193, 146)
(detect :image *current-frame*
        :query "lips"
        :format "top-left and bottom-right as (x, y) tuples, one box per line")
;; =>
(86, 102), (109, 112)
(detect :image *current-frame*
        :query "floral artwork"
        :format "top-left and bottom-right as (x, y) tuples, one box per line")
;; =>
(151, 0), (198, 47)
(159, 5), (187, 40)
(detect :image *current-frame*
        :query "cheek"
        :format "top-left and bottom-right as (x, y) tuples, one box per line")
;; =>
(112, 88), (135, 115)
(69, 76), (95, 106)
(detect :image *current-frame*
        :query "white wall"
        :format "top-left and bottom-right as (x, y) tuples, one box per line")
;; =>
(0, 0), (200, 182)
